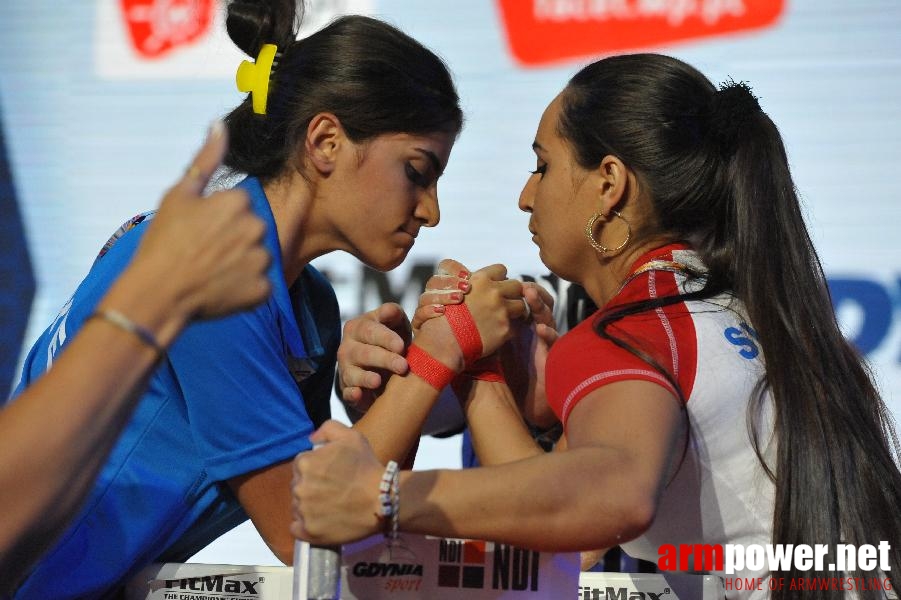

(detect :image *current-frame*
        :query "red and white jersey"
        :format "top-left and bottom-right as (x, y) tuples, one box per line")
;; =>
(546, 245), (775, 598)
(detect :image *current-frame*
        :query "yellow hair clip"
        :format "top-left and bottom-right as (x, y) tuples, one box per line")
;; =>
(235, 43), (278, 115)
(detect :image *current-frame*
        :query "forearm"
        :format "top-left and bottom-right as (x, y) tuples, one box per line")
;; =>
(353, 373), (442, 465)
(352, 321), (465, 465)
(0, 264), (190, 579)
(462, 380), (544, 465)
(398, 447), (656, 552)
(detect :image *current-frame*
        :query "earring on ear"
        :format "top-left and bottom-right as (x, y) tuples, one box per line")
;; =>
(585, 210), (631, 254)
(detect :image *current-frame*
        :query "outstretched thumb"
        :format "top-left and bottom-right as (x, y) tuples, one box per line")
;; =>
(178, 120), (229, 195)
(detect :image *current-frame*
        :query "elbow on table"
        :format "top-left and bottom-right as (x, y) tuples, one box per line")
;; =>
(614, 489), (658, 544)
(622, 497), (656, 539)
(271, 538), (296, 566)
(564, 486), (658, 550)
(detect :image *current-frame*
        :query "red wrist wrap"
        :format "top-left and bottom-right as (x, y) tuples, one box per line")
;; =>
(406, 344), (456, 390)
(444, 304), (482, 367)
(451, 356), (506, 401)
(466, 355), (506, 383)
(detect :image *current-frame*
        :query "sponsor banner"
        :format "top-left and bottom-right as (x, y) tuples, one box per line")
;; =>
(579, 572), (725, 599)
(125, 559), (724, 599)
(126, 535), (580, 598)
(94, 0), (374, 79)
(126, 563), (291, 600)
(340, 534), (579, 598)
(495, 0), (786, 66)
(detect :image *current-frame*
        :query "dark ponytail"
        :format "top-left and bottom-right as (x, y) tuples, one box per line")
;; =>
(222, 0), (463, 181)
(226, 0), (298, 55)
(559, 53), (901, 599)
(724, 83), (901, 600)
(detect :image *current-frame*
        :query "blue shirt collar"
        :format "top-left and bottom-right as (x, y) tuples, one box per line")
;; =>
(236, 176), (310, 359)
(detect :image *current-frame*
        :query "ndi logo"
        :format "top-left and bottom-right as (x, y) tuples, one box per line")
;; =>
(438, 539), (487, 589)
(437, 539), (542, 591)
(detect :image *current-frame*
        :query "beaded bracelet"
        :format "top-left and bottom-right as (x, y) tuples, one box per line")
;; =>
(389, 462), (400, 546)
(376, 460), (401, 550)
(378, 460), (399, 519)
(89, 309), (165, 356)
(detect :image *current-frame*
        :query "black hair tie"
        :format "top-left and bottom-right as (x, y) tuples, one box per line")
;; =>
(704, 79), (761, 155)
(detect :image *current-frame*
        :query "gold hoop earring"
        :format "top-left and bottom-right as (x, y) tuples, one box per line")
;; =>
(585, 210), (631, 254)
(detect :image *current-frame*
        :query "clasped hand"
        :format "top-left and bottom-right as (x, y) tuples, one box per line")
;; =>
(338, 259), (558, 426)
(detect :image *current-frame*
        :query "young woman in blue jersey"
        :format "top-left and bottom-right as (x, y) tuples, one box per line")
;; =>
(292, 53), (901, 600)
(5, 1), (529, 597)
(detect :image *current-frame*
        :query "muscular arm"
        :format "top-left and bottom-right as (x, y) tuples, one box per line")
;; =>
(458, 309), (561, 465)
(400, 380), (685, 550)
(457, 379), (544, 465)
(293, 380), (685, 552)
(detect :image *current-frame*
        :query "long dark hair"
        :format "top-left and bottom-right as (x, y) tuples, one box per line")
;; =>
(223, 0), (463, 181)
(559, 53), (901, 599)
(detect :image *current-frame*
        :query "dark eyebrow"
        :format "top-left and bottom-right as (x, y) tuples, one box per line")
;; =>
(532, 141), (546, 153)
(414, 147), (444, 176)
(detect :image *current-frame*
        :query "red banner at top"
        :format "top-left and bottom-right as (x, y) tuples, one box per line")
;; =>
(496, 0), (786, 66)
(119, 0), (216, 59)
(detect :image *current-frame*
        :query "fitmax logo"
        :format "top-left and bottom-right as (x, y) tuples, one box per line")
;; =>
(163, 575), (260, 594)
(580, 587), (670, 600)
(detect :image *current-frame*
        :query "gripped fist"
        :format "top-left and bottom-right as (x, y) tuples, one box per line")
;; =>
(414, 260), (529, 371)
(336, 303), (412, 412)
(291, 421), (386, 545)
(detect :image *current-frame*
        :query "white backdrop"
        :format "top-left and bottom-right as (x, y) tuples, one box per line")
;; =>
(1, 0), (899, 566)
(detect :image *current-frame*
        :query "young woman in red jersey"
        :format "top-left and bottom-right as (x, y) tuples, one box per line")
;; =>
(292, 53), (901, 600)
